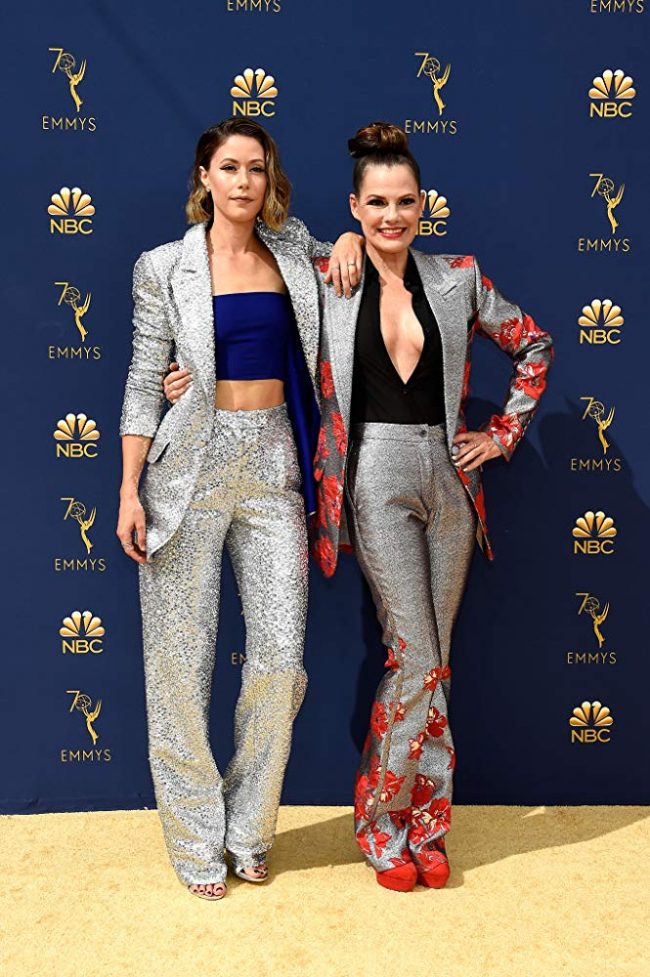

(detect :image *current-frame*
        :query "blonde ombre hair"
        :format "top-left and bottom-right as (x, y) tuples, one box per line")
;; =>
(185, 118), (291, 230)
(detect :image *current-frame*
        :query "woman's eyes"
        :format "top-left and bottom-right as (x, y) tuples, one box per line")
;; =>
(220, 165), (266, 173)
(367, 198), (417, 206)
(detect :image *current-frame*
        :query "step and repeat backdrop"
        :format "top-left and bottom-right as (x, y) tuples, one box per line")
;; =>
(2, 0), (649, 812)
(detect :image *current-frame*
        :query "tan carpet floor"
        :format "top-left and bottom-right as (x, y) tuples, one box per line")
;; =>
(1, 805), (648, 977)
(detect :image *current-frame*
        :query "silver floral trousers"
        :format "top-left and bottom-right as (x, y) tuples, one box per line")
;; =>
(138, 404), (308, 886)
(346, 421), (477, 872)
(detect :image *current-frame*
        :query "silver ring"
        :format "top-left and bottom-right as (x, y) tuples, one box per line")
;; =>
(347, 261), (356, 267)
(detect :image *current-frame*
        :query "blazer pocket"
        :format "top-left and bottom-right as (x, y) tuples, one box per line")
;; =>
(147, 432), (172, 464)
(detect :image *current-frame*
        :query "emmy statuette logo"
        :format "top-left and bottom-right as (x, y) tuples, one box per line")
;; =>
(569, 701), (614, 743)
(578, 173), (629, 253)
(567, 594), (616, 666)
(48, 187), (95, 235)
(569, 397), (621, 473)
(230, 67), (278, 117)
(578, 299), (623, 345)
(589, 69), (636, 118)
(60, 689), (112, 762)
(60, 611), (105, 654)
(44, 48), (96, 132)
(418, 189), (451, 237)
(590, 1), (644, 11)
(49, 282), (101, 361)
(572, 510), (617, 554)
(404, 52), (458, 136)
(55, 496), (106, 572)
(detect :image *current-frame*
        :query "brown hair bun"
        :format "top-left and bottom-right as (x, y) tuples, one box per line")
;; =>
(347, 121), (420, 194)
(348, 121), (410, 159)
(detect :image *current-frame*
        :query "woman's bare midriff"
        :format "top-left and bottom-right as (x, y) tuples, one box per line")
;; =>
(214, 378), (285, 411)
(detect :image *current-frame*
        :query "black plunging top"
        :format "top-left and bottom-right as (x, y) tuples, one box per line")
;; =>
(350, 253), (446, 425)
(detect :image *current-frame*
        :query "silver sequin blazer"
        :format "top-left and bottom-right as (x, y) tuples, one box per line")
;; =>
(119, 218), (329, 558)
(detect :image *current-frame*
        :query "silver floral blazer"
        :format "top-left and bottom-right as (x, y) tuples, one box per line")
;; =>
(309, 251), (554, 577)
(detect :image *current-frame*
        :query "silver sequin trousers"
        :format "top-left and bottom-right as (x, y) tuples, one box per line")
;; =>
(346, 421), (477, 872)
(138, 404), (308, 885)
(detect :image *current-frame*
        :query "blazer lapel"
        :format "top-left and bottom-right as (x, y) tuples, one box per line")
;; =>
(327, 259), (366, 435)
(411, 249), (466, 452)
(170, 222), (215, 404)
(256, 221), (319, 388)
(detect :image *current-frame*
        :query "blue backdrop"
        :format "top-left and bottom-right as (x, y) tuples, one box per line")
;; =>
(2, 0), (649, 813)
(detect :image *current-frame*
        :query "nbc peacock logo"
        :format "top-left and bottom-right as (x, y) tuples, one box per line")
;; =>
(48, 186), (95, 235)
(53, 413), (100, 458)
(230, 67), (278, 117)
(418, 189), (451, 237)
(60, 610), (105, 655)
(572, 510), (617, 555)
(578, 299), (623, 345)
(569, 700), (614, 743)
(589, 69), (636, 118)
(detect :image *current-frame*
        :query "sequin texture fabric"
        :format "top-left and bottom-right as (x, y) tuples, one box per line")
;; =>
(138, 405), (308, 886)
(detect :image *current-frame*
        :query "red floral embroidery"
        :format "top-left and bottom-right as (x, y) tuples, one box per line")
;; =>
(448, 255), (473, 269)
(388, 810), (412, 831)
(486, 412), (524, 450)
(425, 705), (448, 738)
(331, 411), (347, 454)
(497, 317), (524, 353)
(315, 427), (329, 466)
(428, 798), (452, 833)
(319, 359), (334, 399)
(370, 702), (388, 740)
(313, 256), (330, 274)
(481, 274), (494, 291)
(379, 770), (405, 803)
(384, 646), (399, 670)
(312, 536), (336, 577)
(369, 823), (392, 858)
(391, 702), (406, 723)
(368, 755), (381, 788)
(446, 746), (456, 770)
(423, 665), (450, 691)
(514, 360), (547, 400)
(411, 775), (436, 808)
(356, 824), (372, 855)
(397, 637), (407, 654)
(408, 733), (425, 761)
(322, 474), (343, 526)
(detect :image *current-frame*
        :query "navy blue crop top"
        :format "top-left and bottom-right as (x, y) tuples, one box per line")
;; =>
(213, 291), (294, 381)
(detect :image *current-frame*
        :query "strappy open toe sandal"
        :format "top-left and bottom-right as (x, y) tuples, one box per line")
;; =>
(227, 852), (269, 883)
(187, 881), (227, 900)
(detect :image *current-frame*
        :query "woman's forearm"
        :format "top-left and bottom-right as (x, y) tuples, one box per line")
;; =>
(120, 434), (151, 498)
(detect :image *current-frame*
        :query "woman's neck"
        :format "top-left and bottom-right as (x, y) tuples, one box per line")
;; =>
(206, 215), (258, 257)
(365, 242), (409, 283)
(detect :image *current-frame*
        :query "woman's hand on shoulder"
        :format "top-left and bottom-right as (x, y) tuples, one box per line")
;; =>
(163, 362), (193, 404)
(325, 233), (365, 299)
(452, 431), (503, 472)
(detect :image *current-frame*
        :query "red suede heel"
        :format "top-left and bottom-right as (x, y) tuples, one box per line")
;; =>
(375, 862), (418, 892)
(417, 861), (450, 888)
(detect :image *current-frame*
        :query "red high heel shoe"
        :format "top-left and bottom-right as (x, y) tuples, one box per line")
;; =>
(415, 839), (450, 888)
(375, 862), (418, 892)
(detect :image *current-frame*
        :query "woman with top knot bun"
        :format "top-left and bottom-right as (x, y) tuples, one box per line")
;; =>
(310, 120), (554, 892)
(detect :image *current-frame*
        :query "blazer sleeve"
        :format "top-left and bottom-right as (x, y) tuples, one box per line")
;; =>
(119, 251), (174, 438)
(472, 256), (554, 460)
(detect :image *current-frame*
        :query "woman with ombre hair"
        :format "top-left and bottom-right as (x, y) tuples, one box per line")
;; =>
(117, 117), (362, 900)
(308, 121), (553, 891)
